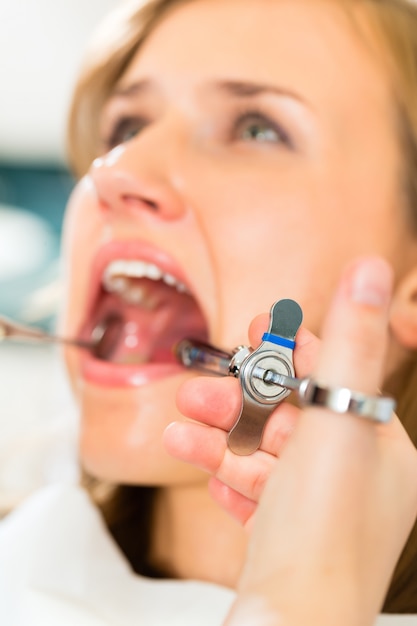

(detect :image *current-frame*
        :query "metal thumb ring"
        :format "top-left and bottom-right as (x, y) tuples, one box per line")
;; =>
(298, 379), (396, 423)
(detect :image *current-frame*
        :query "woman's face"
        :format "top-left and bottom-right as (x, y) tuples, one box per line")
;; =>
(62, 0), (416, 483)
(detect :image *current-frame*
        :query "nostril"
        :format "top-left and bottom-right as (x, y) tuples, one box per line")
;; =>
(143, 200), (159, 211)
(142, 198), (158, 211)
(121, 194), (159, 212)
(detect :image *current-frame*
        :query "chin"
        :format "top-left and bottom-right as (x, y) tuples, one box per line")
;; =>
(76, 375), (204, 486)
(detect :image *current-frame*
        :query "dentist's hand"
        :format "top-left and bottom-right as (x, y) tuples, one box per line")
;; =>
(165, 257), (417, 625)
(166, 324), (317, 529)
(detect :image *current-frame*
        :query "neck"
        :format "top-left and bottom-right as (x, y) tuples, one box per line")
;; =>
(149, 481), (248, 588)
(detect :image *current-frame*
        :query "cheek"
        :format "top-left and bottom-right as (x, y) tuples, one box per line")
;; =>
(199, 191), (342, 343)
(62, 178), (98, 256)
(193, 160), (403, 345)
(60, 186), (101, 333)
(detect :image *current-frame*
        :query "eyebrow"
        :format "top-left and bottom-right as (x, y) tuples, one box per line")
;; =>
(112, 78), (308, 106)
(215, 79), (307, 104)
(113, 80), (149, 97)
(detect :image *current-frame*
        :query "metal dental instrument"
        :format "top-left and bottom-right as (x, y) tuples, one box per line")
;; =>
(228, 299), (303, 455)
(177, 299), (396, 456)
(250, 370), (395, 423)
(177, 299), (303, 455)
(0, 313), (123, 359)
(177, 340), (233, 377)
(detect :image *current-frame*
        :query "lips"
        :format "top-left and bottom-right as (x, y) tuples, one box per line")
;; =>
(78, 240), (209, 386)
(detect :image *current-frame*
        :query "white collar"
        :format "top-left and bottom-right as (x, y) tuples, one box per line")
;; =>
(0, 485), (234, 626)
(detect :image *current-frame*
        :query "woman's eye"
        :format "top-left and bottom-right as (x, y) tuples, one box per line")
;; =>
(234, 112), (290, 146)
(106, 116), (147, 149)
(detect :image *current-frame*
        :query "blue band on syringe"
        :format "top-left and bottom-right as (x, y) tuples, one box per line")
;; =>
(262, 333), (296, 350)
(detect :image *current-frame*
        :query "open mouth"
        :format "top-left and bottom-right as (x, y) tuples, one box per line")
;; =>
(83, 258), (209, 366)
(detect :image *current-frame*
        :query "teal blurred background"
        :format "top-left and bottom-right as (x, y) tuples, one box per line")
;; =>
(0, 164), (73, 328)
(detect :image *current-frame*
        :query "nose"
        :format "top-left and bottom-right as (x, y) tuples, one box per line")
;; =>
(89, 140), (186, 221)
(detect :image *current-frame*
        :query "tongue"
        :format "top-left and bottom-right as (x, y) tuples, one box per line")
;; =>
(91, 280), (208, 365)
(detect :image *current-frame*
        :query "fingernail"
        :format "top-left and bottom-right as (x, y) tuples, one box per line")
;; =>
(350, 258), (393, 307)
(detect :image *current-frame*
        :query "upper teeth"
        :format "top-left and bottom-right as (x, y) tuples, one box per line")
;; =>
(102, 259), (189, 295)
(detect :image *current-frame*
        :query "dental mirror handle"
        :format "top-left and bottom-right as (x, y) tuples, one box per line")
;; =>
(0, 314), (94, 350)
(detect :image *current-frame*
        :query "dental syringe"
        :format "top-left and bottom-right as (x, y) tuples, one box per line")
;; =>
(175, 338), (301, 391)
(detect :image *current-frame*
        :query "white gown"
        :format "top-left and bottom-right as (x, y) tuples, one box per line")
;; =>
(0, 485), (415, 626)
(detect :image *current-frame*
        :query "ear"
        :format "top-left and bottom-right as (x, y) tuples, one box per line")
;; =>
(390, 266), (417, 349)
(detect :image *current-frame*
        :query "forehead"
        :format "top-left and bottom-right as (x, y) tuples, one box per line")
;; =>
(119, 0), (390, 108)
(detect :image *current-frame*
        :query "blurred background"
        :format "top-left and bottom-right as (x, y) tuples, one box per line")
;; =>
(0, 0), (121, 514)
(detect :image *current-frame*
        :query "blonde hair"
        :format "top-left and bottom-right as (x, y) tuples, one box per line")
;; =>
(67, 0), (417, 612)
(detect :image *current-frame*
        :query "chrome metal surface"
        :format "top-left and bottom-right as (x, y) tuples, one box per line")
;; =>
(0, 315), (92, 349)
(298, 379), (395, 423)
(227, 299), (303, 455)
(0, 314), (123, 359)
(176, 300), (303, 455)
